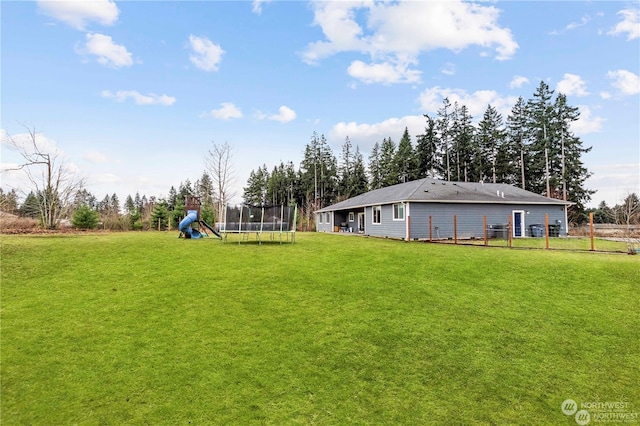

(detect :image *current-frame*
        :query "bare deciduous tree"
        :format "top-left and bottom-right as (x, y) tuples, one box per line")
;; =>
(1, 127), (85, 229)
(614, 192), (640, 254)
(204, 141), (236, 224)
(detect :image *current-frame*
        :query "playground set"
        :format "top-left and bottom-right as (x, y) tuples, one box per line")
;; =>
(178, 196), (221, 239)
(178, 197), (297, 244)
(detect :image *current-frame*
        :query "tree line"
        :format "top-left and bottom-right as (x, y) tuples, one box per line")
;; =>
(0, 82), (628, 229)
(242, 81), (596, 224)
(1, 133), (235, 231)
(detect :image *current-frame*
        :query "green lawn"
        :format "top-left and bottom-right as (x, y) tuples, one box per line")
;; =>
(1, 232), (638, 425)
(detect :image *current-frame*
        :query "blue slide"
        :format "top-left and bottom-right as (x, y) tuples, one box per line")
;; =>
(179, 211), (202, 239)
(179, 211), (221, 239)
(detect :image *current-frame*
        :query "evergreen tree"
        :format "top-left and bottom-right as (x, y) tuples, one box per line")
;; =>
(178, 180), (194, 202)
(124, 195), (135, 214)
(197, 172), (215, 206)
(73, 189), (97, 210)
(150, 199), (169, 230)
(98, 195), (111, 217)
(72, 204), (99, 229)
(395, 127), (417, 183)
(379, 137), (398, 187)
(171, 197), (186, 228)
(267, 163), (289, 205)
(552, 93), (594, 220)
(415, 114), (441, 179)
(436, 98), (453, 180)
(298, 132), (338, 209)
(526, 81), (556, 196)
(506, 97), (529, 189)
(449, 103), (474, 181)
(134, 192), (143, 212)
(19, 192), (40, 218)
(110, 193), (120, 216)
(243, 165), (269, 205)
(476, 105), (506, 183)
(351, 146), (369, 196)
(338, 136), (354, 199)
(167, 186), (178, 211)
(368, 142), (382, 190)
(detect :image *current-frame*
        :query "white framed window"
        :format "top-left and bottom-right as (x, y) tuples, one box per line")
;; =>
(325, 212), (330, 224)
(348, 212), (355, 222)
(393, 203), (405, 220)
(318, 213), (323, 224)
(372, 206), (381, 224)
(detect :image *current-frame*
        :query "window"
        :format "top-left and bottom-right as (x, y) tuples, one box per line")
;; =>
(318, 213), (323, 224)
(372, 206), (381, 224)
(393, 203), (405, 220)
(348, 212), (355, 222)
(325, 212), (330, 224)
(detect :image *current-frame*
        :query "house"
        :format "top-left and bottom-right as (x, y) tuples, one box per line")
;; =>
(315, 178), (572, 240)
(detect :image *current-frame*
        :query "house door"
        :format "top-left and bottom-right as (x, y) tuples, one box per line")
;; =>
(512, 210), (525, 237)
(357, 212), (365, 233)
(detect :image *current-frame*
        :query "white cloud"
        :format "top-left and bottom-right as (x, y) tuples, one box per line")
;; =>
(188, 35), (225, 72)
(571, 105), (605, 135)
(101, 90), (176, 106)
(83, 150), (109, 164)
(608, 8), (640, 40)
(92, 173), (122, 184)
(600, 91), (612, 100)
(1, 128), (62, 156)
(556, 73), (589, 96)
(209, 102), (243, 120)
(566, 15), (591, 31)
(302, 1), (518, 84)
(510, 75), (529, 89)
(607, 69), (640, 95)
(329, 115), (426, 152)
(347, 60), (421, 84)
(37, 0), (119, 30)
(586, 163), (640, 207)
(417, 86), (518, 120)
(77, 33), (133, 68)
(268, 106), (297, 123)
(441, 63), (456, 76)
(252, 0), (271, 15)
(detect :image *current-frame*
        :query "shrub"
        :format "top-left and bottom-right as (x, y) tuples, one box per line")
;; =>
(71, 205), (99, 230)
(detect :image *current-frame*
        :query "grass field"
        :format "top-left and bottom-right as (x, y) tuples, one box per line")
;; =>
(1, 232), (638, 425)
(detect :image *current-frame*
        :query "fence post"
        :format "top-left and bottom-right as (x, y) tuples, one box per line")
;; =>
(454, 215), (457, 244)
(589, 212), (595, 251)
(508, 216), (512, 248)
(429, 216), (432, 242)
(483, 215), (487, 246)
(545, 214), (549, 250)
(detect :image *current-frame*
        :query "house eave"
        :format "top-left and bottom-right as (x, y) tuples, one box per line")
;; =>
(317, 198), (574, 213)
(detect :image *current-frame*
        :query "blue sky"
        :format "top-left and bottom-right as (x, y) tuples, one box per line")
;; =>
(1, 0), (639, 208)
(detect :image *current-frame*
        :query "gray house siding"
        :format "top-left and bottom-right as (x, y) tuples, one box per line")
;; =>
(364, 205), (406, 238)
(316, 209), (364, 233)
(408, 203), (567, 240)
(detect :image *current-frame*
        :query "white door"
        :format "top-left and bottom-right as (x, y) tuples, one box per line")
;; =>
(357, 212), (365, 233)
(512, 210), (525, 237)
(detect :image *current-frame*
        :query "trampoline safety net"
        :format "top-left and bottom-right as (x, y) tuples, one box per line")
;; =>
(218, 204), (297, 244)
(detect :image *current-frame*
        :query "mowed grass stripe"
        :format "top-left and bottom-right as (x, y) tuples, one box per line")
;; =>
(1, 232), (638, 425)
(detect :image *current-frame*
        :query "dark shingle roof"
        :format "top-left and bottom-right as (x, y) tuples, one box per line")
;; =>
(317, 178), (572, 212)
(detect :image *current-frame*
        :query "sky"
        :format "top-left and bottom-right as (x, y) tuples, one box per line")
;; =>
(1, 0), (639, 209)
